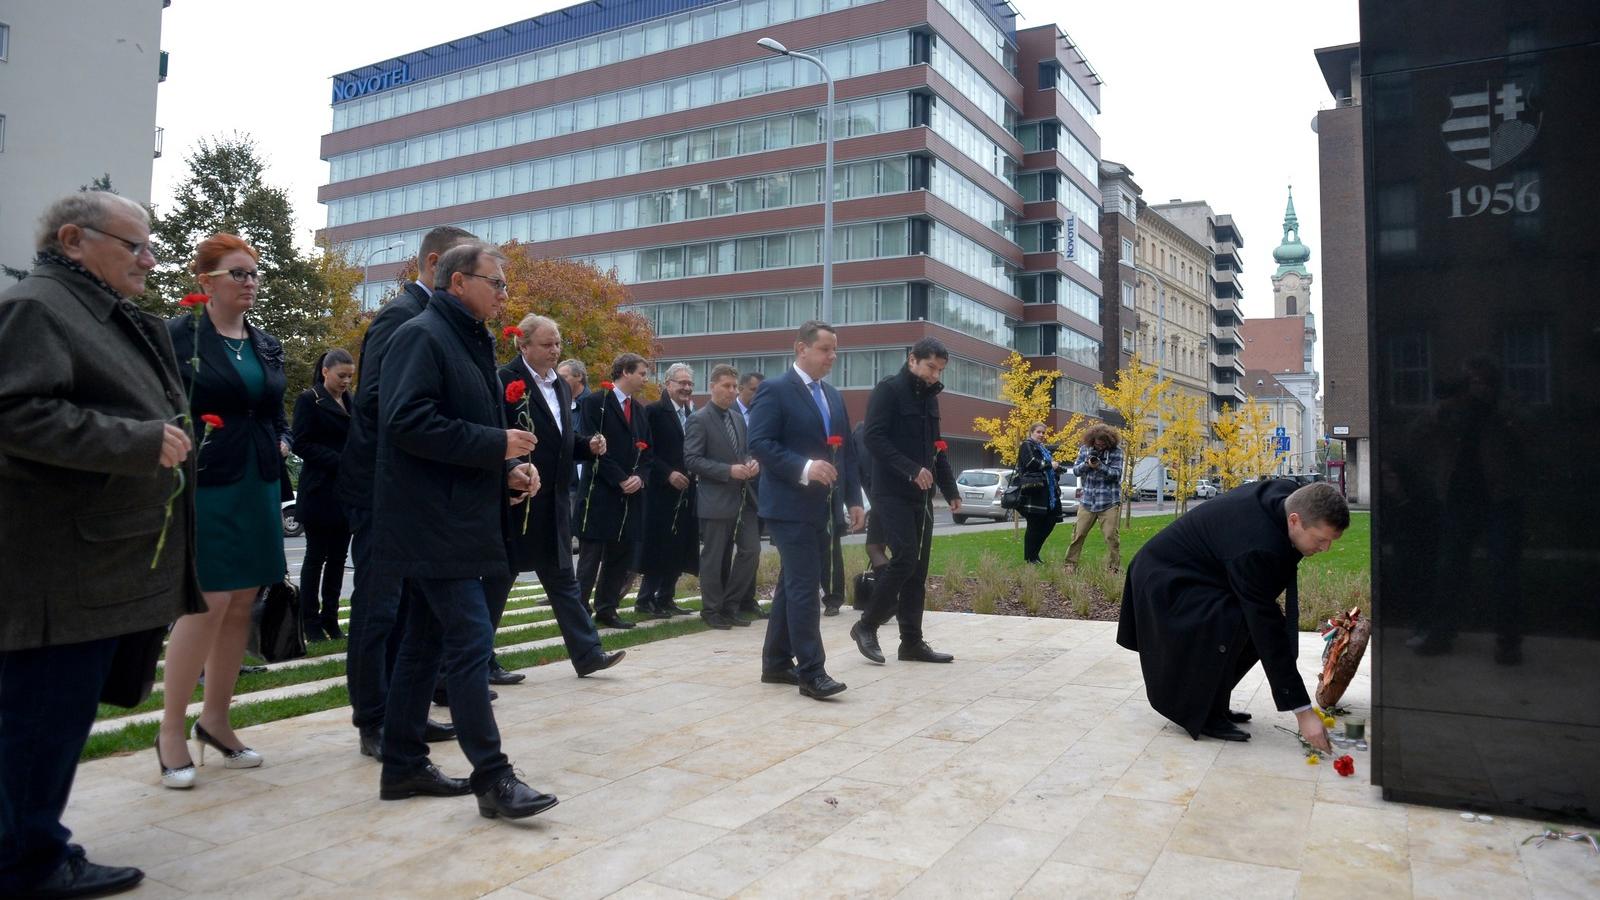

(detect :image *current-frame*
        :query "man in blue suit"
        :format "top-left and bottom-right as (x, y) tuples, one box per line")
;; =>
(748, 321), (864, 699)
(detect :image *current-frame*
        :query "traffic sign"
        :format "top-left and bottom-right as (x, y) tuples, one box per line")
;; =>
(1274, 425), (1287, 437)
(1275, 436), (1292, 454)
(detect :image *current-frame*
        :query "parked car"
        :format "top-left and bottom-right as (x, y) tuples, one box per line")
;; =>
(951, 468), (1077, 524)
(281, 494), (304, 538)
(1193, 479), (1219, 500)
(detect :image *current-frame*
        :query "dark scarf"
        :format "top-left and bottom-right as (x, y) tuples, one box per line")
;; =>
(36, 250), (129, 302)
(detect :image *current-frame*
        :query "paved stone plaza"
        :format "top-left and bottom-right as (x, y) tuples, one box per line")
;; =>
(69, 613), (1597, 898)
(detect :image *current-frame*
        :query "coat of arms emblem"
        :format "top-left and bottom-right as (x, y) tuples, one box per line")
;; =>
(1441, 80), (1540, 170)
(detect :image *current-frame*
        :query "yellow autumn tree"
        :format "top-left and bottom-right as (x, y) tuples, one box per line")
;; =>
(973, 352), (1088, 467)
(312, 237), (371, 361)
(1157, 392), (1208, 515)
(1096, 354), (1171, 522)
(1204, 398), (1279, 489)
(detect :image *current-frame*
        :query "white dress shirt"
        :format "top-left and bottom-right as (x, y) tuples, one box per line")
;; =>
(522, 358), (562, 434)
(793, 364), (831, 486)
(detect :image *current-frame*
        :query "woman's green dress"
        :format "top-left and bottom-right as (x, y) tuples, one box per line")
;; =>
(194, 345), (288, 591)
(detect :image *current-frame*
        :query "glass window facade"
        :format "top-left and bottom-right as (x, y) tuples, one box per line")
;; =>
(330, 0), (886, 131)
(930, 41), (1013, 131)
(929, 162), (1014, 237)
(930, 100), (1015, 182)
(328, 31), (910, 184)
(933, 0), (1010, 67)
(928, 222), (1013, 295)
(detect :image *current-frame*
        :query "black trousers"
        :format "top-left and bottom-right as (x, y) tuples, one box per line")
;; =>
(0, 636), (119, 893)
(859, 495), (931, 644)
(821, 523), (846, 608)
(636, 572), (681, 613)
(483, 565), (606, 673)
(300, 517), (350, 634)
(1022, 512), (1057, 563)
(577, 539), (634, 617)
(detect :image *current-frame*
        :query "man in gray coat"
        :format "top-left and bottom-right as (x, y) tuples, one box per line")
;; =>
(0, 192), (204, 898)
(684, 364), (761, 629)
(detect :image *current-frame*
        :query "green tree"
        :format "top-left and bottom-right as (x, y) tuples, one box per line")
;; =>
(140, 134), (338, 405)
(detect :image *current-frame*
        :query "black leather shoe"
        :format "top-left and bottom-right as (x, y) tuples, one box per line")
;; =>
(850, 621), (885, 664)
(701, 614), (734, 630)
(303, 626), (328, 643)
(576, 650), (626, 677)
(898, 641), (954, 664)
(731, 613), (754, 627)
(823, 603), (842, 617)
(380, 763), (472, 800)
(799, 674), (847, 699)
(760, 667), (800, 685)
(596, 613), (635, 630)
(663, 602), (691, 616)
(23, 849), (142, 899)
(488, 663), (526, 685)
(324, 620), (345, 641)
(359, 728), (383, 759)
(1226, 710), (1253, 724)
(423, 719), (457, 743)
(1199, 719), (1252, 742)
(477, 775), (559, 819)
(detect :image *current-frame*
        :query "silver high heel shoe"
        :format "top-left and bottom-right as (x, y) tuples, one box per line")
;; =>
(191, 721), (263, 769)
(156, 735), (196, 789)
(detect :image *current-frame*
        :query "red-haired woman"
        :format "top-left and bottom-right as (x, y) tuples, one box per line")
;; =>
(156, 233), (289, 788)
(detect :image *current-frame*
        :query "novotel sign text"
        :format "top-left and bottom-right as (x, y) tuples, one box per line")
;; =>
(332, 63), (413, 103)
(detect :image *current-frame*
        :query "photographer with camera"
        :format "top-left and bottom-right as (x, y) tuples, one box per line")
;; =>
(1065, 424), (1124, 573)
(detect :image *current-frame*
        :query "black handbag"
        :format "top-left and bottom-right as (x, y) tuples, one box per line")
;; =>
(852, 569), (876, 610)
(999, 480), (1024, 510)
(250, 579), (307, 663)
(99, 625), (168, 708)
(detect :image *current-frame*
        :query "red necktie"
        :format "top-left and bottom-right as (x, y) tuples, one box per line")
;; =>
(623, 397), (632, 425)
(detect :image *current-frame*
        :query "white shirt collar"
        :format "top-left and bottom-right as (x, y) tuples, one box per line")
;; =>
(521, 356), (556, 386)
(793, 363), (821, 387)
(612, 385), (632, 405)
(672, 399), (692, 416)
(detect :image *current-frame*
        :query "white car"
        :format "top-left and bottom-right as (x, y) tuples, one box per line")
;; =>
(1194, 480), (1219, 500)
(952, 468), (1078, 524)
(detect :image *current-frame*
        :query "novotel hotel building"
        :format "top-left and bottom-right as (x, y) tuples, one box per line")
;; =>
(319, 0), (1109, 461)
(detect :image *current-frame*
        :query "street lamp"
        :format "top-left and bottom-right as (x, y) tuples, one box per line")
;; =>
(1131, 262), (1169, 511)
(362, 239), (405, 310)
(758, 37), (835, 323)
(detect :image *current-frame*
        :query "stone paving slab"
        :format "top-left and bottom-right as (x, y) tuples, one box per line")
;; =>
(67, 611), (1599, 898)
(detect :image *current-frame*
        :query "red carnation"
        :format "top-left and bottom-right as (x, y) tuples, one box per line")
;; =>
(200, 413), (224, 429)
(1333, 755), (1356, 777)
(635, 441), (649, 451)
(600, 381), (615, 391)
(502, 325), (524, 340)
(827, 434), (844, 448)
(934, 440), (948, 452)
(179, 293), (209, 307)
(504, 380), (527, 404)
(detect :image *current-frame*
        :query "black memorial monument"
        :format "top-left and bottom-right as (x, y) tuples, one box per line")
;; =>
(1363, 0), (1600, 822)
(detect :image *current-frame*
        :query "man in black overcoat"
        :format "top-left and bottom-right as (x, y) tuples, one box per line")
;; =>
(341, 225), (474, 755)
(374, 241), (556, 819)
(487, 316), (625, 679)
(574, 354), (653, 630)
(635, 363), (700, 618)
(853, 340), (961, 664)
(1117, 480), (1349, 750)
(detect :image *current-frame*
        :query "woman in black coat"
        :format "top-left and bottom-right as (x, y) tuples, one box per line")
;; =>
(158, 233), (288, 786)
(291, 349), (355, 641)
(1016, 423), (1066, 564)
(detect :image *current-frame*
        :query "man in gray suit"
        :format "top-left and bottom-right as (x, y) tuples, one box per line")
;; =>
(685, 364), (762, 629)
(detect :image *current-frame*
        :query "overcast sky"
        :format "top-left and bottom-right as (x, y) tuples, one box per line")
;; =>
(150, 0), (1358, 328)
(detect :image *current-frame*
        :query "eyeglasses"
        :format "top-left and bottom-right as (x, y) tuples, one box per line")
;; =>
(79, 224), (156, 260)
(667, 379), (694, 388)
(203, 268), (261, 284)
(463, 272), (509, 293)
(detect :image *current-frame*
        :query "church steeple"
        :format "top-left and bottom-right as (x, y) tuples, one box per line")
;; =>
(1273, 185), (1311, 276)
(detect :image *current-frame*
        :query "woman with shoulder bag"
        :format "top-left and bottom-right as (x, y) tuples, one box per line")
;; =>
(291, 349), (355, 642)
(156, 233), (289, 788)
(1016, 423), (1065, 564)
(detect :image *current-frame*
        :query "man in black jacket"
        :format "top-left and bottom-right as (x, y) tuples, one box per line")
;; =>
(574, 354), (653, 630)
(487, 316), (625, 678)
(635, 363), (699, 618)
(852, 339), (961, 666)
(341, 226), (474, 757)
(1118, 480), (1347, 749)
(374, 241), (557, 819)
